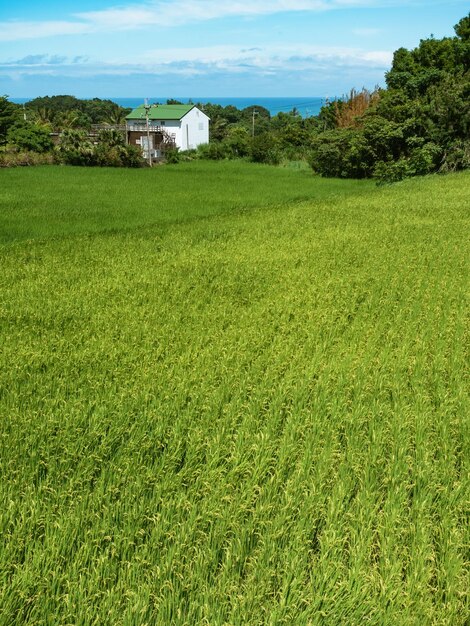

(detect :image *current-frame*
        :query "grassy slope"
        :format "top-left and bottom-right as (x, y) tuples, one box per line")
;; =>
(0, 164), (468, 625)
(0, 162), (372, 244)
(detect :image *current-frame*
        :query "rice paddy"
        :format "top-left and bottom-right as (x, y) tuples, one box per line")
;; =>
(0, 163), (468, 625)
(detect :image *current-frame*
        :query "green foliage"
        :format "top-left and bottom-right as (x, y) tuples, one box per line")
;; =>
(316, 99), (338, 131)
(164, 146), (180, 164)
(224, 126), (252, 158)
(56, 128), (144, 168)
(25, 95), (131, 131)
(96, 128), (125, 147)
(310, 11), (470, 181)
(455, 13), (470, 40)
(7, 123), (54, 153)
(409, 141), (442, 175)
(0, 96), (21, 144)
(57, 129), (96, 165)
(196, 140), (230, 160)
(251, 132), (281, 165)
(310, 130), (353, 177)
(440, 139), (470, 172)
(0, 165), (468, 623)
(373, 159), (413, 184)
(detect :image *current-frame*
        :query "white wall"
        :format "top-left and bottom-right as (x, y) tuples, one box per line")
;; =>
(127, 107), (210, 152)
(180, 108), (210, 150)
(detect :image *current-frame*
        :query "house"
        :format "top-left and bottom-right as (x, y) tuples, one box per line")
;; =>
(125, 103), (210, 158)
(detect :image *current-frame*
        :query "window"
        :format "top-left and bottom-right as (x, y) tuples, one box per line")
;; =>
(198, 123), (204, 131)
(160, 121), (166, 126)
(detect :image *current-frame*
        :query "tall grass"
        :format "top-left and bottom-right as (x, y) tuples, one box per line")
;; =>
(0, 162), (372, 245)
(0, 164), (468, 625)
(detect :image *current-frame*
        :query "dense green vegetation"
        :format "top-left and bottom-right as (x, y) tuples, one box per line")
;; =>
(188, 13), (469, 181)
(0, 96), (138, 168)
(309, 13), (470, 181)
(1, 162), (468, 624)
(24, 95), (131, 130)
(1, 11), (468, 177)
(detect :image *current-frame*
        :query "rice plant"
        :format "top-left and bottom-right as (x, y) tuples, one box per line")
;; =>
(0, 164), (468, 625)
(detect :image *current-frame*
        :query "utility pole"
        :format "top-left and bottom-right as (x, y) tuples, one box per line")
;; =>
(144, 98), (152, 167)
(252, 109), (259, 138)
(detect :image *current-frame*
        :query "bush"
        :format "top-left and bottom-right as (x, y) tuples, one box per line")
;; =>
(177, 149), (198, 162)
(94, 144), (122, 167)
(197, 141), (230, 160)
(225, 127), (252, 158)
(56, 129), (145, 167)
(373, 159), (413, 184)
(251, 133), (281, 165)
(439, 140), (470, 172)
(0, 150), (55, 167)
(56, 130), (96, 165)
(7, 124), (54, 153)
(409, 142), (441, 175)
(309, 130), (369, 178)
(120, 144), (146, 168)
(164, 147), (180, 164)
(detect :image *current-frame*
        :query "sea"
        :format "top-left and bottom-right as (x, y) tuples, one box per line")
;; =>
(11, 97), (326, 118)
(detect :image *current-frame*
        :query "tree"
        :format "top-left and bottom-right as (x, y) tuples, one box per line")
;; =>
(0, 96), (21, 145)
(7, 124), (54, 153)
(455, 13), (470, 41)
(310, 11), (470, 180)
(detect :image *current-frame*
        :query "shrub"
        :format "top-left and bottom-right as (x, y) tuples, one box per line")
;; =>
(120, 144), (146, 168)
(373, 159), (413, 184)
(7, 124), (54, 153)
(197, 141), (230, 160)
(439, 140), (470, 172)
(56, 129), (96, 166)
(409, 142), (442, 175)
(0, 150), (55, 167)
(56, 129), (145, 167)
(251, 133), (281, 165)
(164, 147), (180, 164)
(225, 127), (252, 158)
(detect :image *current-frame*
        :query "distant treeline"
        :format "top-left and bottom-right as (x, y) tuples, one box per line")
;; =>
(183, 12), (469, 182)
(1, 12), (468, 179)
(25, 95), (131, 129)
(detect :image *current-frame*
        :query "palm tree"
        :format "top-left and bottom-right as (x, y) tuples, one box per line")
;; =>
(56, 110), (83, 131)
(32, 106), (54, 129)
(107, 105), (127, 127)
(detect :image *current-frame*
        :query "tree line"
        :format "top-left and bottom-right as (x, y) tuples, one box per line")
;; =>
(183, 13), (469, 183)
(0, 97), (140, 167)
(0, 12), (468, 179)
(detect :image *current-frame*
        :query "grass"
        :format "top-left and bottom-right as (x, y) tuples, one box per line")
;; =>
(0, 161), (372, 244)
(0, 163), (468, 625)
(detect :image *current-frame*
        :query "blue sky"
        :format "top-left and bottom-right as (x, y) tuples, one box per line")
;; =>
(0, 0), (468, 98)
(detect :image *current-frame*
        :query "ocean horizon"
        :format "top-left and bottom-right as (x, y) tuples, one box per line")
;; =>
(11, 96), (328, 118)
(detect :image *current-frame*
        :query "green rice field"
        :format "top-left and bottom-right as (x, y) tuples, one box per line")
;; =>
(0, 162), (469, 625)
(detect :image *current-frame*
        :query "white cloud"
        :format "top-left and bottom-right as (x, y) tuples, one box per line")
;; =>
(137, 43), (393, 67)
(0, 20), (90, 42)
(76, 1), (329, 29)
(0, 43), (392, 79)
(0, 0), (438, 41)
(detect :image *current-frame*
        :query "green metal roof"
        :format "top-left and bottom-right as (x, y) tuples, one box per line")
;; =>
(125, 104), (195, 121)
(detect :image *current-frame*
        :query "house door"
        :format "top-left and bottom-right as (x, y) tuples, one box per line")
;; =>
(141, 135), (153, 156)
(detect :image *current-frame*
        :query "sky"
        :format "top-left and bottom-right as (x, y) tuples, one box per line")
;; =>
(0, 0), (468, 98)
